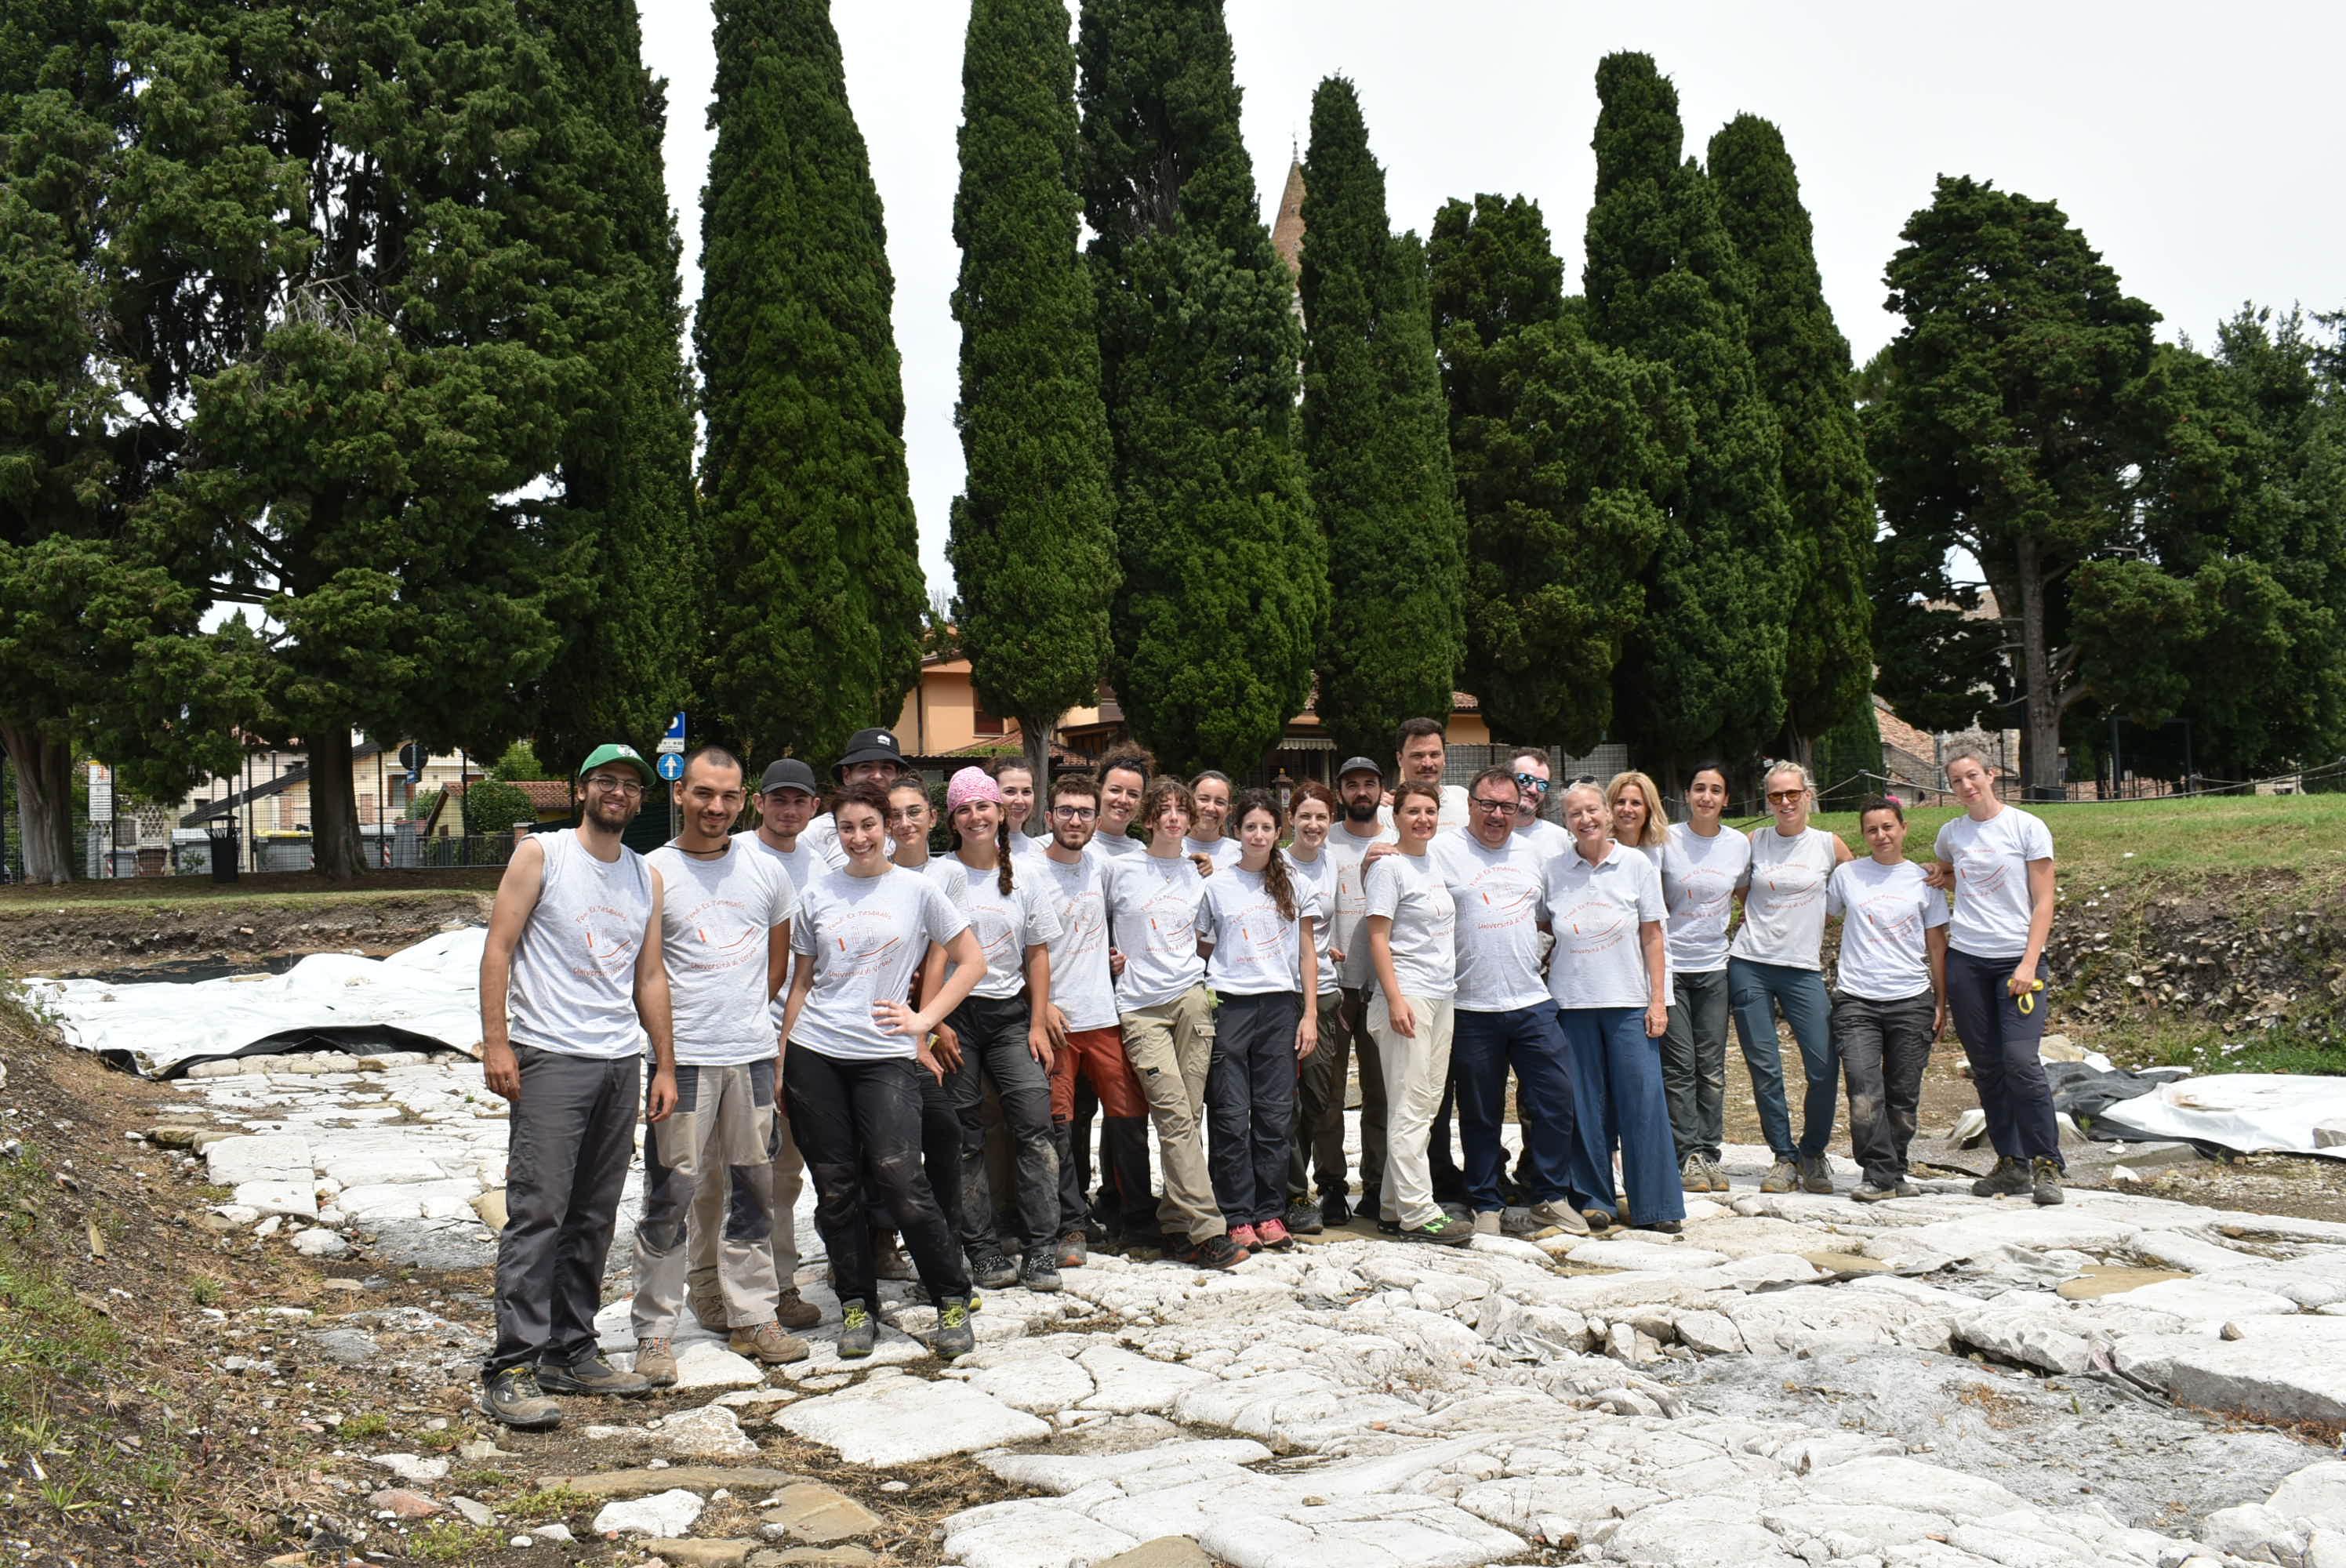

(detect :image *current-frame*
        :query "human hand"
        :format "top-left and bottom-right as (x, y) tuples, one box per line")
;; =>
(482, 1041), (521, 1102)
(646, 1067), (677, 1123)
(1386, 996), (1417, 1040)
(1644, 1000), (1669, 1039)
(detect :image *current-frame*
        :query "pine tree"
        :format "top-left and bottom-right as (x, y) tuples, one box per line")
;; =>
(1298, 77), (1463, 762)
(516, 0), (700, 769)
(1706, 114), (1875, 763)
(946, 0), (1117, 794)
(698, 0), (927, 765)
(1428, 195), (1687, 750)
(1077, 0), (1326, 775)
(1583, 53), (1792, 781)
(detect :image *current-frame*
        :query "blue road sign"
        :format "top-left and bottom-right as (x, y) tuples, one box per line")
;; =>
(656, 752), (685, 782)
(664, 711), (688, 742)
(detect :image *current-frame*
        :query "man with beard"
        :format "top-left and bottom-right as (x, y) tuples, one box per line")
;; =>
(1378, 717), (1469, 832)
(478, 744), (675, 1428)
(1284, 757), (1389, 1231)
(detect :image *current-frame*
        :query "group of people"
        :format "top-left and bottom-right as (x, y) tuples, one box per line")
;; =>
(470, 719), (2061, 1432)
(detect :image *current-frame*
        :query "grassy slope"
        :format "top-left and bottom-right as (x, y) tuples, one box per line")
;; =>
(0, 867), (504, 916)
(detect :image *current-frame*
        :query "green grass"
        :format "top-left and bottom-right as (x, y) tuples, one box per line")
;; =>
(2109, 1017), (2346, 1077)
(0, 869), (501, 915)
(411, 1521), (505, 1562)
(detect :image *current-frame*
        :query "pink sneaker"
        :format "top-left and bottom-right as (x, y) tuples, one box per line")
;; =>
(1228, 1224), (1260, 1252)
(1255, 1216), (1294, 1250)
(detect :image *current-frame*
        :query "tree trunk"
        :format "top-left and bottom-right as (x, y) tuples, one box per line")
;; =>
(1, 723), (77, 884)
(1020, 716), (1054, 831)
(2014, 534), (2065, 800)
(307, 727), (368, 882)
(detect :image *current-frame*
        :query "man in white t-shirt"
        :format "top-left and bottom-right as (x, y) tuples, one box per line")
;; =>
(630, 750), (808, 1385)
(1286, 755), (1391, 1229)
(800, 727), (905, 868)
(1509, 747), (1569, 855)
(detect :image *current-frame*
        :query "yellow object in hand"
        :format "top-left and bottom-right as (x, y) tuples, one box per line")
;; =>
(2015, 978), (2045, 1015)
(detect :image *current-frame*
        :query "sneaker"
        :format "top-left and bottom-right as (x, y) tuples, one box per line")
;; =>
(873, 1235), (916, 1281)
(837, 1299), (877, 1359)
(631, 1336), (677, 1388)
(1524, 1200), (1591, 1237)
(1320, 1192), (1352, 1229)
(1122, 1236), (1164, 1264)
(1705, 1156), (1733, 1192)
(1019, 1250), (1062, 1293)
(1798, 1154), (1834, 1194)
(934, 1296), (975, 1359)
(1472, 1210), (1502, 1236)
(1377, 1217), (1401, 1235)
(967, 1247), (1019, 1290)
(1283, 1200), (1324, 1236)
(1182, 1233), (1245, 1270)
(1894, 1178), (1922, 1197)
(1055, 1229), (1088, 1269)
(1680, 1154), (1708, 1193)
(688, 1289), (728, 1334)
(1761, 1158), (1799, 1194)
(775, 1287), (822, 1330)
(730, 1320), (811, 1366)
(535, 1352), (650, 1398)
(1851, 1183), (1897, 1204)
(2032, 1157), (2065, 1207)
(481, 1366), (561, 1430)
(1228, 1223), (1261, 1251)
(1255, 1217), (1295, 1250)
(1971, 1156), (2029, 1197)
(1404, 1214), (1475, 1247)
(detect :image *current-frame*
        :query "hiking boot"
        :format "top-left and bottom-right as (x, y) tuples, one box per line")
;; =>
(481, 1367), (561, 1431)
(1320, 1192), (1352, 1229)
(688, 1288), (728, 1334)
(1019, 1250), (1062, 1293)
(1228, 1223), (1261, 1252)
(1182, 1233), (1245, 1270)
(775, 1287), (821, 1330)
(1760, 1158), (1799, 1194)
(1284, 1200), (1324, 1236)
(1122, 1235), (1164, 1264)
(2032, 1157), (2065, 1207)
(934, 1297), (975, 1359)
(1705, 1156), (1733, 1192)
(1055, 1229), (1088, 1269)
(967, 1247), (1019, 1290)
(631, 1336), (677, 1388)
(731, 1320), (811, 1366)
(1404, 1214), (1475, 1247)
(837, 1299), (877, 1359)
(1894, 1178), (1923, 1197)
(1377, 1217), (1402, 1235)
(873, 1235), (915, 1281)
(1472, 1210), (1502, 1236)
(1680, 1154), (1708, 1193)
(1255, 1217), (1295, 1250)
(536, 1352), (651, 1399)
(1798, 1154), (1834, 1195)
(1971, 1156), (2029, 1197)
(1524, 1200), (1591, 1237)
(1851, 1183), (1897, 1204)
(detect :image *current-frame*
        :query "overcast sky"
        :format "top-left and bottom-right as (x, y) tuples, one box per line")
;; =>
(640, 1), (2345, 597)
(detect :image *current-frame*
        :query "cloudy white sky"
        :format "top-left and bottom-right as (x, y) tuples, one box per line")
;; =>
(639, 1), (2345, 597)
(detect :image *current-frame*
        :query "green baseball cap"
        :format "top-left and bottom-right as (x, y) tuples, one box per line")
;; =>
(576, 742), (656, 786)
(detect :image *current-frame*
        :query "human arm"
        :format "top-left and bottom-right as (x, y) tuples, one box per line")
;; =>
(766, 919), (793, 1003)
(1367, 915), (1414, 1039)
(635, 873), (677, 1123)
(477, 837), (547, 1102)
(875, 927), (985, 1041)
(2014, 855), (2057, 996)
(779, 956), (814, 1056)
(913, 941), (961, 1072)
(1640, 921), (1669, 1038)
(1296, 917), (1318, 1058)
(1024, 943), (1055, 1067)
(1830, 833), (1854, 866)
(1927, 924), (1949, 1040)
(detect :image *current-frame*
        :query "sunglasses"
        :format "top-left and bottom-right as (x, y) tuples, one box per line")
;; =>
(1513, 772), (1550, 793)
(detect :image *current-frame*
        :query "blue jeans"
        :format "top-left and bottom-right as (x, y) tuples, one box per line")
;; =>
(1453, 1004), (1578, 1212)
(1560, 1007), (1685, 1227)
(1727, 957), (1836, 1160)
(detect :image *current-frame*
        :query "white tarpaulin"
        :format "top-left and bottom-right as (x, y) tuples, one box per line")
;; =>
(2099, 1073), (2346, 1160)
(25, 927), (489, 1078)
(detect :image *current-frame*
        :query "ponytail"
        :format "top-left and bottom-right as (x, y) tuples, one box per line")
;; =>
(1233, 789), (1295, 922)
(993, 816), (1014, 897)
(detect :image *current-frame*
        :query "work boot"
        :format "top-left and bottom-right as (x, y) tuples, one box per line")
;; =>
(1019, 1249), (1062, 1294)
(631, 1337), (677, 1388)
(1970, 1156), (2030, 1197)
(481, 1367), (561, 1431)
(1473, 1211), (1502, 1236)
(1524, 1200), (1591, 1238)
(967, 1247), (1019, 1290)
(934, 1297), (975, 1359)
(1851, 1183), (1896, 1204)
(1761, 1158), (1799, 1194)
(2032, 1157), (2065, 1207)
(1798, 1154), (1834, 1195)
(730, 1320), (810, 1366)
(1283, 1199), (1324, 1236)
(535, 1351), (650, 1398)
(872, 1234), (915, 1281)
(1320, 1191), (1352, 1229)
(1680, 1154), (1707, 1193)
(1705, 1156), (1733, 1193)
(774, 1287), (821, 1330)
(1894, 1178), (1922, 1197)
(837, 1299), (877, 1359)
(688, 1288), (728, 1334)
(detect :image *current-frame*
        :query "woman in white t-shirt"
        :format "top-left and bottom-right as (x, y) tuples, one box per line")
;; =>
(1547, 783), (1680, 1234)
(1280, 781), (1347, 1237)
(780, 782), (984, 1360)
(1728, 760), (1854, 1196)
(878, 778), (971, 1273)
(1826, 796), (1948, 1203)
(1653, 762), (1749, 1196)
(1361, 781), (1469, 1246)
(1930, 746), (2062, 1204)
(1199, 789), (1320, 1253)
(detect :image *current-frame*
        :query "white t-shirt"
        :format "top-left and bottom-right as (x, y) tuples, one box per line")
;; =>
(1026, 851), (1117, 1033)
(1543, 846), (1666, 1011)
(1325, 826), (1384, 989)
(949, 858), (1062, 1001)
(505, 829), (653, 1059)
(1730, 826), (1840, 971)
(1659, 822), (1751, 975)
(1101, 851), (1208, 1010)
(1934, 808), (2054, 960)
(1828, 858), (1949, 1002)
(739, 829), (820, 1019)
(1198, 864), (1320, 996)
(1432, 828), (1553, 1012)
(788, 866), (970, 1061)
(1283, 848), (1342, 996)
(1378, 782), (1470, 834)
(1362, 850), (1456, 1001)
(1009, 826), (1048, 856)
(1514, 816), (1571, 858)
(1086, 830), (1144, 863)
(1183, 833), (1244, 870)
(645, 840), (796, 1065)
(1625, 840), (1674, 991)
(901, 853), (970, 907)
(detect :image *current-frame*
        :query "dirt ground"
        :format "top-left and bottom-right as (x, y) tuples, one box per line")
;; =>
(0, 882), (495, 974)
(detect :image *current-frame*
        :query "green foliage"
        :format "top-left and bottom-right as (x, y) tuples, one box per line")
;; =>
(1077, 0), (1327, 775)
(1705, 114), (1876, 755)
(697, 0), (926, 764)
(459, 779), (536, 838)
(1583, 53), (1793, 778)
(405, 789), (444, 822)
(1429, 194), (1687, 750)
(488, 741), (547, 782)
(1300, 79), (1465, 762)
(946, 0), (1117, 764)
(1812, 699), (1884, 793)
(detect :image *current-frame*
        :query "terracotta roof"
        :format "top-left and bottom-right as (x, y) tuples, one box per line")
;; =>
(925, 737), (1091, 764)
(446, 778), (573, 809)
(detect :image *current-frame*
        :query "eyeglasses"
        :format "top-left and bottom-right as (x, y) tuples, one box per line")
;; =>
(1513, 772), (1550, 793)
(1051, 805), (1098, 821)
(586, 776), (646, 797)
(1767, 789), (1807, 804)
(1469, 797), (1516, 815)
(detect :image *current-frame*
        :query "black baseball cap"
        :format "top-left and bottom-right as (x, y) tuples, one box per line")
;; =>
(757, 758), (819, 797)
(1337, 755), (1383, 780)
(832, 728), (906, 779)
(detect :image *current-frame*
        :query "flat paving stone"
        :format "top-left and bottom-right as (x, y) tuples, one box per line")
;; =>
(778, 1368), (1049, 1466)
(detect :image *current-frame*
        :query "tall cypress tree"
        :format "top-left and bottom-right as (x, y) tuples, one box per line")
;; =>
(699, 0), (927, 764)
(1706, 114), (1875, 764)
(1299, 77), (1464, 763)
(1583, 53), (1792, 780)
(518, 0), (700, 768)
(946, 0), (1117, 793)
(1077, 0), (1326, 775)
(1429, 195), (1687, 750)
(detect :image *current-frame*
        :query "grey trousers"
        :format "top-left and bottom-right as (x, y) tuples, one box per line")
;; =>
(1659, 967), (1730, 1164)
(631, 1061), (782, 1338)
(485, 1047), (640, 1376)
(1287, 988), (1385, 1203)
(689, 1075), (806, 1308)
(1834, 991), (1936, 1188)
